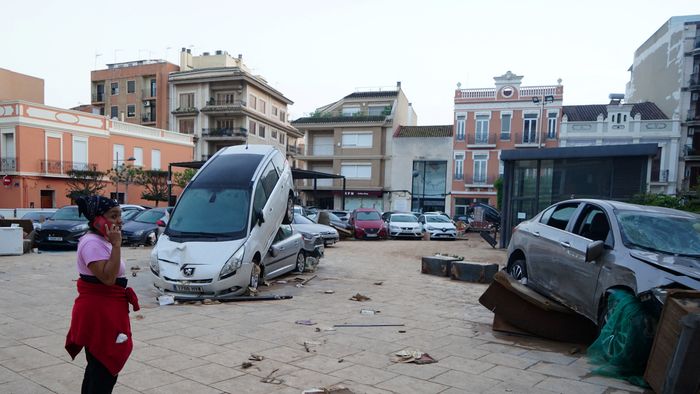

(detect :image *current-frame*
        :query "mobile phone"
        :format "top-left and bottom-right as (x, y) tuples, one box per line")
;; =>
(93, 216), (111, 237)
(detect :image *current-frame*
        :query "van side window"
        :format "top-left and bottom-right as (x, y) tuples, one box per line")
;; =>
(261, 162), (279, 197)
(251, 183), (266, 229)
(271, 151), (285, 174)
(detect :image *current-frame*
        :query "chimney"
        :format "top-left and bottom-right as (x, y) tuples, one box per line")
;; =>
(396, 81), (401, 88)
(238, 54), (242, 60)
(180, 48), (193, 70)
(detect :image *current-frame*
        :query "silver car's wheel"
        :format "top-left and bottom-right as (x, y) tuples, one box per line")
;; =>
(294, 252), (305, 273)
(249, 263), (261, 290)
(508, 259), (527, 282)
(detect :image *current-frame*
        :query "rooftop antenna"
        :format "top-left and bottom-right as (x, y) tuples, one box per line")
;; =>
(94, 52), (103, 69)
(113, 49), (123, 63)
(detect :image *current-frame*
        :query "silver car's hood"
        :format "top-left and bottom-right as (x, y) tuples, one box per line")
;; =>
(155, 235), (245, 267)
(425, 222), (455, 230)
(629, 249), (700, 281)
(293, 223), (338, 236)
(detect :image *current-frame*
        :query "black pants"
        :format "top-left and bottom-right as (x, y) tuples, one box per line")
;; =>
(82, 349), (117, 394)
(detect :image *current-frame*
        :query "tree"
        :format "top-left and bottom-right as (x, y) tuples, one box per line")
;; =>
(494, 177), (504, 210)
(173, 168), (197, 189)
(106, 165), (142, 203)
(135, 170), (169, 206)
(66, 166), (107, 200)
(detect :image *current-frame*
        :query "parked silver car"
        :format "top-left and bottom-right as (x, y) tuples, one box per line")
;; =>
(419, 214), (457, 240)
(388, 213), (423, 239)
(506, 199), (700, 325)
(291, 213), (339, 246)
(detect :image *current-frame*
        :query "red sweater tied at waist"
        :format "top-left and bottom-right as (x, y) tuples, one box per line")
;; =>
(65, 279), (140, 376)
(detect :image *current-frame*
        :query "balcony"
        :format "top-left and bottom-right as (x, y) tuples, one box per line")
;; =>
(513, 131), (540, 147)
(286, 145), (301, 155)
(466, 174), (496, 186)
(686, 111), (700, 126)
(467, 133), (497, 147)
(142, 114), (156, 124)
(453, 173), (464, 180)
(201, 100), (247, 115)
(40, 160), (97, 174)
(171, 106), (199, 116)
(143, 88), (157, 98)
(201, 127), (248, 140)
(1, 157), (17, 172)
(91, 93), (105, 103)
(685, 146), (700, 161)
(651, 169), (670, 183)
(689, 73), (700, 91)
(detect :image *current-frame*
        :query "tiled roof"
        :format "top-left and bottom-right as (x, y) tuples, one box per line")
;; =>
(343, 91), (399, 99)
(292, 115), (387, 125)
(394, 125), (453, 138)
(562, 102), (668, 121)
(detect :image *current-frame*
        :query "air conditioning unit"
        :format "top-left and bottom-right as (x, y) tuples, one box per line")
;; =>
(144, 101), (151, 107)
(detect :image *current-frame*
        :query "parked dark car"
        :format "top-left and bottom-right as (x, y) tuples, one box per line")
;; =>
(506, 199), (700, 328)
(308, 210), (351, 231)
(22, 210), (57, 231)
(349, 208), (387, 239)
(121, 209), (143, 223)
(331, 210), (350, 222)
(121, 207), (169, 246)
(35, 206), (89, 249)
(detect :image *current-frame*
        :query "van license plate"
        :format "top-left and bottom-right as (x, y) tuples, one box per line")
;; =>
(174, 285), (202, 293)
(48, 236), (63, 241)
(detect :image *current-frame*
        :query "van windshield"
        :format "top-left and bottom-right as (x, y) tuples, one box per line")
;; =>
(166, 187), (250, 239)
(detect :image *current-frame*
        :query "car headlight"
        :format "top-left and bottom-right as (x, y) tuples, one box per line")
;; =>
(390, 225), (399, 231)
(301, 232), (315, 241)
(71, 223), (89, 231)
(425, 225), (434, 231)
(220, 246), (245, 278)
(149, 250), (160, 275)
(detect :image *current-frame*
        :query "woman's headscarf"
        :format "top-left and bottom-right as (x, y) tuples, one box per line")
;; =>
(76, 195), (119, 222)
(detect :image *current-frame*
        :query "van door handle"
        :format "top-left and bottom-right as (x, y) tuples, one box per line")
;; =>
(559, 241), (571, 248)
(533, 231), (540, 237)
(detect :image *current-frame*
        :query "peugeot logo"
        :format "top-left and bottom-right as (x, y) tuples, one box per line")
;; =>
(181, 265), (195, 277)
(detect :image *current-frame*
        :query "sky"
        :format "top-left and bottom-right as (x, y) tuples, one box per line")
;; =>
(2, 0), (698, 125)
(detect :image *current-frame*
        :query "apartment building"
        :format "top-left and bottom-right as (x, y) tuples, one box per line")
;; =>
(452, 71), (563, 214)
(292, 82), (417, 210)
(560, 101), (681, 194)
(90, 59), (179, 130)
(0, 99), (194, 208)
(169, 48), (302, 161)
(626, 15), (700, 193)
(0, 68), (44, 103)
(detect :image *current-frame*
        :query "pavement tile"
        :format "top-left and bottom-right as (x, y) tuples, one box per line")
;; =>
(292, 354), (355, 373)
(146, 335), (223, 357)
(258, 345), (316, 363)
(528, 361), (591, 379)
(582, 375), (646, 393)
(112, 384), (142, 394)
(174, 362), (245, 385)
(195, 331), (248, 346)
(338, 350), (394, 369)
(0, 321), (54, 341)
(143, 379), (223, 394)
(120, 365), (186, 391)
(430, 370), (501, 392)
(376, 374), (449, 394)
(0, 365), (23, 384)
(336, 381), (394, 394)
(437, 355), (496, 374)
(279, 367), (345, 390)
(223, 338), (279, 354)
(211, 373), (295, 394)
(236, 358), (302, 379)
(483, 381), (560, 394)
(521, 349), (578, 365)
(0, 379), (55, 394)
(129, 345), (180, 362)
(0, 345), (64, 372)
(143, 353), (208, 373)
(330, 364), (398, 385)
(201, 348), (251, 368)
(535, 377), (607, 394)
(19, 362), (84, 394)
(386, 361), (448, 380)
(476, 342), (529, 355)
(482, 365), (547, 387)
(479, 352), (539, 369)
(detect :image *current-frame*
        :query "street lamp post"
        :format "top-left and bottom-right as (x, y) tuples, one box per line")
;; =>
(114, 152), (136, 203)
(532, 95), (554, 147)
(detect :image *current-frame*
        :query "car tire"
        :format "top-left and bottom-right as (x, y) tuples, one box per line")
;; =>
(294, 252), (305, 273)
(508, 259), (528, 283)
(282, 195), (293, 225)
(249, 263), (262, 291)
(146, 231), (157, 246)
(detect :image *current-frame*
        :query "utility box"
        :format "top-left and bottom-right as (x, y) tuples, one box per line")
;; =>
(644, 290), (700, 394)
(0, 227), (23, 255)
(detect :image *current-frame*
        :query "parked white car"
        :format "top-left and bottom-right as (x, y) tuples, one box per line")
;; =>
(150, 145), (296, 298)
(387, 213), (423, 239)
(419, 214), (457, 240)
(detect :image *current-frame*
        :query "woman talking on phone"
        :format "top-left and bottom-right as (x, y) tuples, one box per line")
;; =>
(65, 195), (140, 394)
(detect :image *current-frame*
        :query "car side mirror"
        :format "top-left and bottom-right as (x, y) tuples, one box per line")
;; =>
(269, 245), (280, 257)
(156, 219), (166, 227)
(256, 209), (265, 226)
(586, 240), (604, 262)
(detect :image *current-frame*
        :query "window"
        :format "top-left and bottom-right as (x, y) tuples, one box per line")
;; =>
(271, 129), (278, 140)
(151, 149), (161, 170)
(179, 119), (194, 134)
(272, 106), (278, 116)
(523, 113), (538, 143)
(342, 132), (372, 148)
(341, 163), (371, 179)
(454, 153), (464, 180)
(180, 93), (194, 109)
(501, 113), (511, 140)
(110, 106), (118, 119)
(258, 99), (266, 113)
(260, 162), (280, 197)
(149, 79), (156, 97)
(547, 112), (557, 139)
(574, 205), (610, 243)
(113, 144), (125, 166)
(72, 138), (88, 170)
(368, 105), (386, 116)
(280, 111), (286, 122)
(259, 125), (266, 138)
(127, 105), (135, 118)
(279, 132), (285, 144)
(251, 182), (267, 229)
(216, 93), (234, 104)
(127, 80), (135, 94)
(248, 94), (257, 108)
(475, 115), (489, 143)
(110, 82), (119, 95)
(342, 106), (361, 116)
(456, 115), (465, 140)
(249, 120), (257, 135)
(473, 154), (487, 184)
(133, 147), (143, 167)
(540, 203), (579, 230)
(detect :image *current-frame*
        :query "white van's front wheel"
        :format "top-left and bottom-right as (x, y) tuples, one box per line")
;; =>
(249, 263), (262, 291)
(282, 195), (294, 224)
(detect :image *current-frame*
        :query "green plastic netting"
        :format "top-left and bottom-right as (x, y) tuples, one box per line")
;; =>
(587, 289), (655, 387)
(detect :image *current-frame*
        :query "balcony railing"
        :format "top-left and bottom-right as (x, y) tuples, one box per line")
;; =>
(1, 157), (17, 171)
(171, 106), (199, 115)
(142, 114), (156, 123)
(91, 93), (105, 103)
(467, 174), (496, 185)
(500, 132), (511, 141)
(143, 88), (157, 98)
(201, 127), (248, 138)
(689, 73), (700, 89)
(514, 131), (539, 145)
(201, 100), (247, 113)
(467, 133), (496, 145)
(286, 145), (301, 155)
(40, 160), (97, 174)
(651, 169), (670, 183)
(454, 173), (464, 180)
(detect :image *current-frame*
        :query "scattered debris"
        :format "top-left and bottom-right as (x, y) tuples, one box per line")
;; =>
(334, 324), (405, 328)
(174, 294), (293, 303)
(398, 330), (406, 333)
(249, 354), (264, 361)
(302, 340), (324, 353)
(260, 368), (284, 384)
(130, 266), (141, 277)
(392, 350), (437, 364)
(295, 320), (317, 326)
(202, 299), (220, 305)
(315, 326), (336, 332)
(373, 281), (383, 286)
(275, 280), (288, 284)
(323, 290), (335, 294)
(569, 347), (581, 355)
(302, 386), (354, 394)
(157, 295), (175, 306)
(134, 314), (144, 320)
(338, 359), (344, 363)
(241, 361), (254, 369)
(360, 309), (380, 315)
(302, 275), (317, 285)
(304, 257), (319, 272)
(349, 293), (371, 302)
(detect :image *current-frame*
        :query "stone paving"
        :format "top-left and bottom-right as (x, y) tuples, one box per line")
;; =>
(0, 234), (650, 393)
